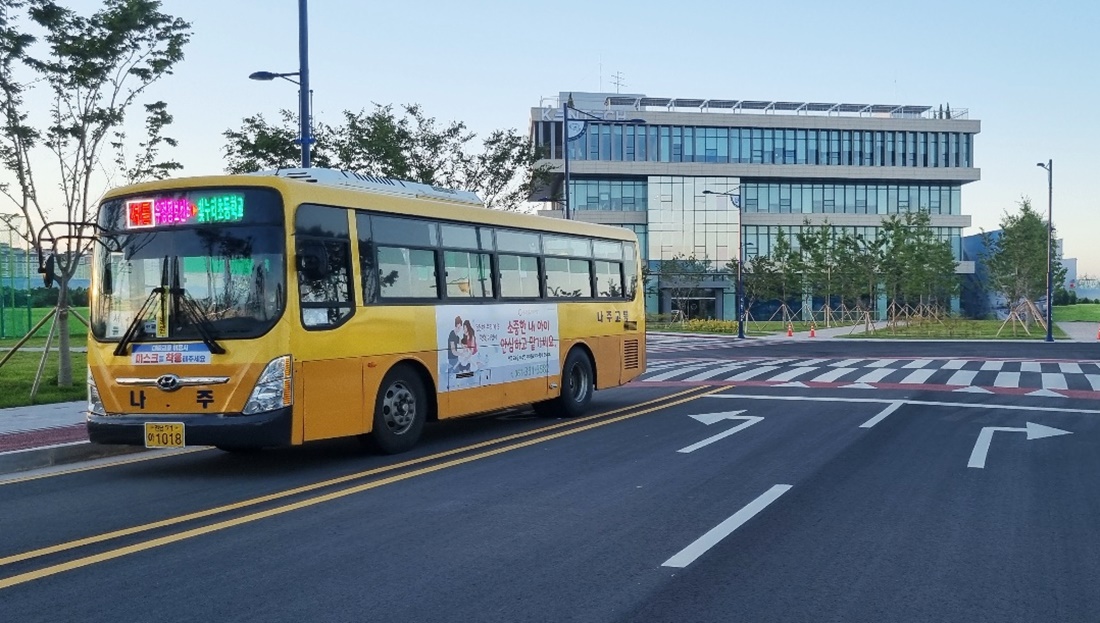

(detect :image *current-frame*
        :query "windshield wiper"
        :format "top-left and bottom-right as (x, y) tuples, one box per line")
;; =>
(169, 260), (226, 355)
(114, 256), (170, 357)
(112, 286), (164, 357)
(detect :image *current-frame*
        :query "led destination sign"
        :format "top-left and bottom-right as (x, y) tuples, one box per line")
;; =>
(126, 193), (245, 229)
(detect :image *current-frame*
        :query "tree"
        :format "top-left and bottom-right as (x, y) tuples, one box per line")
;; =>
(0, 0), (190, 387)
(983, 197), (1065, 312)
(223, 103), (550, 212)
(653, 253), (710, 319)
(795, 221), (837, 321)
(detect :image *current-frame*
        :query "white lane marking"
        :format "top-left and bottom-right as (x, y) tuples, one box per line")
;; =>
(903, 359), (933, 369)
(855, 368), (895, 383)
(943, 360), (968, 370)
(968, 423), (1073, 469)
(859, 401), (905, 428)
(769, 367), (820, 382)
(980, 361), (1005, 371)
(726, 366), (780, 381)
(865, 359), (899, 368)
(794, 358), (832, 366)
(662, 485), (793, 569)
(946, 370), (978, 386)
(900, 369), (935, 384)
(755, 358), (799, 367)
(678, 415), (765, 454)
(705, 393), (1100, 414)
(994, 372), (1020, 388)
(1088, 375), (1100, 391)
(810, 368), (858, 383)
(1059, 363), (1083, 374)
(1021, 362), (1042, 373)
(1042, 373), (1068, 390)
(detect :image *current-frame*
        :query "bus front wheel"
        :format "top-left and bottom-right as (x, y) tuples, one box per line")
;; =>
(368, 364), (427, 454)
(533, 349), (594, 419)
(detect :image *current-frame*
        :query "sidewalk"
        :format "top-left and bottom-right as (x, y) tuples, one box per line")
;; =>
(0, 401), (143, 475)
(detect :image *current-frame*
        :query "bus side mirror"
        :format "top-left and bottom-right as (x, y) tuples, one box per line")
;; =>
(39, 254), (56, 288)
(296, 242), (330, 281)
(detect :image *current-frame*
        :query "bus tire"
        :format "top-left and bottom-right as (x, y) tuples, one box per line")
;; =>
(533, 348), (594, 419)
(368, 364), (427, 454)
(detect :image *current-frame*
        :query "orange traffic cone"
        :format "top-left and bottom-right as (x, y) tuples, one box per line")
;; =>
(810, 324), (817, 338)
(787, 323), (794, 337)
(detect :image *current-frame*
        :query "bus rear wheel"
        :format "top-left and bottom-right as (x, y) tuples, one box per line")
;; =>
(533, 349), (594, 419)
(368, 364), (427, 454)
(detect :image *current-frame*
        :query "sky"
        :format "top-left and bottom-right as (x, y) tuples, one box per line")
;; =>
(12, 0), (1100, 275)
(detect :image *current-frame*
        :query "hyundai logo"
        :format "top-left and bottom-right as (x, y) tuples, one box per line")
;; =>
(156, 374), (182, 392)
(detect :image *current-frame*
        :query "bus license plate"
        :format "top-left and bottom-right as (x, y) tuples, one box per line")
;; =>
(144, 422), (185, 448)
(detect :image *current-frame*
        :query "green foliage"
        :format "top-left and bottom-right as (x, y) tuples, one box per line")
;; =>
(0, 0), (190, 388)
(223, 103), (549, 212)
(652, 253), (712, 319)
(982, 197), (1065, 307)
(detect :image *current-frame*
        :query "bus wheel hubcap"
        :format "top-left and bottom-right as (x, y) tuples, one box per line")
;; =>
(569, 365), (589, 402)
(382, 382), (416, 434)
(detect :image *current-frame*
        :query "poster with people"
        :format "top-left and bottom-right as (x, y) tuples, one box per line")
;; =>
(436, 304), (560, 392)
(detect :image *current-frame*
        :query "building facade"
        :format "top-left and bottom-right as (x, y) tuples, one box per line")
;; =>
(529, 91), (979, 320)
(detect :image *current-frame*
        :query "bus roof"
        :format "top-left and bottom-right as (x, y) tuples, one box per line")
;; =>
(97, 169), (638, 243)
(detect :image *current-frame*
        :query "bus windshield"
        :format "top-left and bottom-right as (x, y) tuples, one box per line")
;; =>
(90, 187), (286, 343)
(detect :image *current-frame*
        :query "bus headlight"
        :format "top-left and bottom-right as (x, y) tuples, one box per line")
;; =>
(87, 369), (106, 416)
(242, 355), (292, 415)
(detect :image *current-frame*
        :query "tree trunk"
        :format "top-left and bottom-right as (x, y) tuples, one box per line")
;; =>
(57, 276), (73, 387)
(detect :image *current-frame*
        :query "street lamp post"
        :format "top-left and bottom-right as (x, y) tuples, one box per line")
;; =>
(249, 0), (312, 168)
(559, 100), (644, 219)
(702, 188), (745, 338)
(1036, 159), (1054, 343)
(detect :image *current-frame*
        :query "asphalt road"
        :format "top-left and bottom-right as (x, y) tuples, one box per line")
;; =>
(1, 339), (1098, 622)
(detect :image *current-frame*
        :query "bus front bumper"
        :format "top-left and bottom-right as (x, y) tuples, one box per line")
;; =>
(86, 407), (293, 449)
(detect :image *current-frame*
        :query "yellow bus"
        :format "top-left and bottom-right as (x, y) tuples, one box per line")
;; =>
(82, 168), (645, 453)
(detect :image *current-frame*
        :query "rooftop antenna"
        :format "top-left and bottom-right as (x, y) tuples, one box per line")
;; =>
(610, 71), (625, 94)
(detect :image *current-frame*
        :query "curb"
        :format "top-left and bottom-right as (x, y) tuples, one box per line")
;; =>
(0, 442), (148, 475)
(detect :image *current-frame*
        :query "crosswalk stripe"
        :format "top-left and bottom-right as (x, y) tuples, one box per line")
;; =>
(769, 367), (820, 382)
(855, 368), (894, 383)
(811, 368), (859, 383)
(1021, 362), (1042, 373)
(682, 364), (750, 382)
(947, 370), (978, 386)
(901, 369), (936, 384)
(726, 366), (780, 381)
(831, 359), (863, 368)
(994, 372), (1020, 388)
(1059, 363), (1083, 374)
(794, 358), (832, 366)
(980, 361), (1004, 371)
(865, 359), (898, 368)
(1042, 373), (1068, 390)
(943, 359), (968, 370)
(1088, 375), (1100, 391)
(645, 364), (716, 381)
(902, 359), (932, 369)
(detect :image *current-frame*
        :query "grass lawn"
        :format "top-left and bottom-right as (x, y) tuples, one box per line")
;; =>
(845, 319), (1069, 340)
(0, 350), (87, 408)
(1054, 304), (1100, 323)
(0, 307), (88, 348)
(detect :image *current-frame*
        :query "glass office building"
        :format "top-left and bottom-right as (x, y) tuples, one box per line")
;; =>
(530, 91), (979, 319)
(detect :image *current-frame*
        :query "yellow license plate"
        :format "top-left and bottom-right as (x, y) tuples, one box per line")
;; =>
(144, 422), (185, 448)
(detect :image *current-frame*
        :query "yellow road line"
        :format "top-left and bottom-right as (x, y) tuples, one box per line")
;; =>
(0, 387), (724, 590)
(0, 386), (711, 569)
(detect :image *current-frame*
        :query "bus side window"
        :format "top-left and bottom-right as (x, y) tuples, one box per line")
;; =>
(296, 205), (354, 329)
